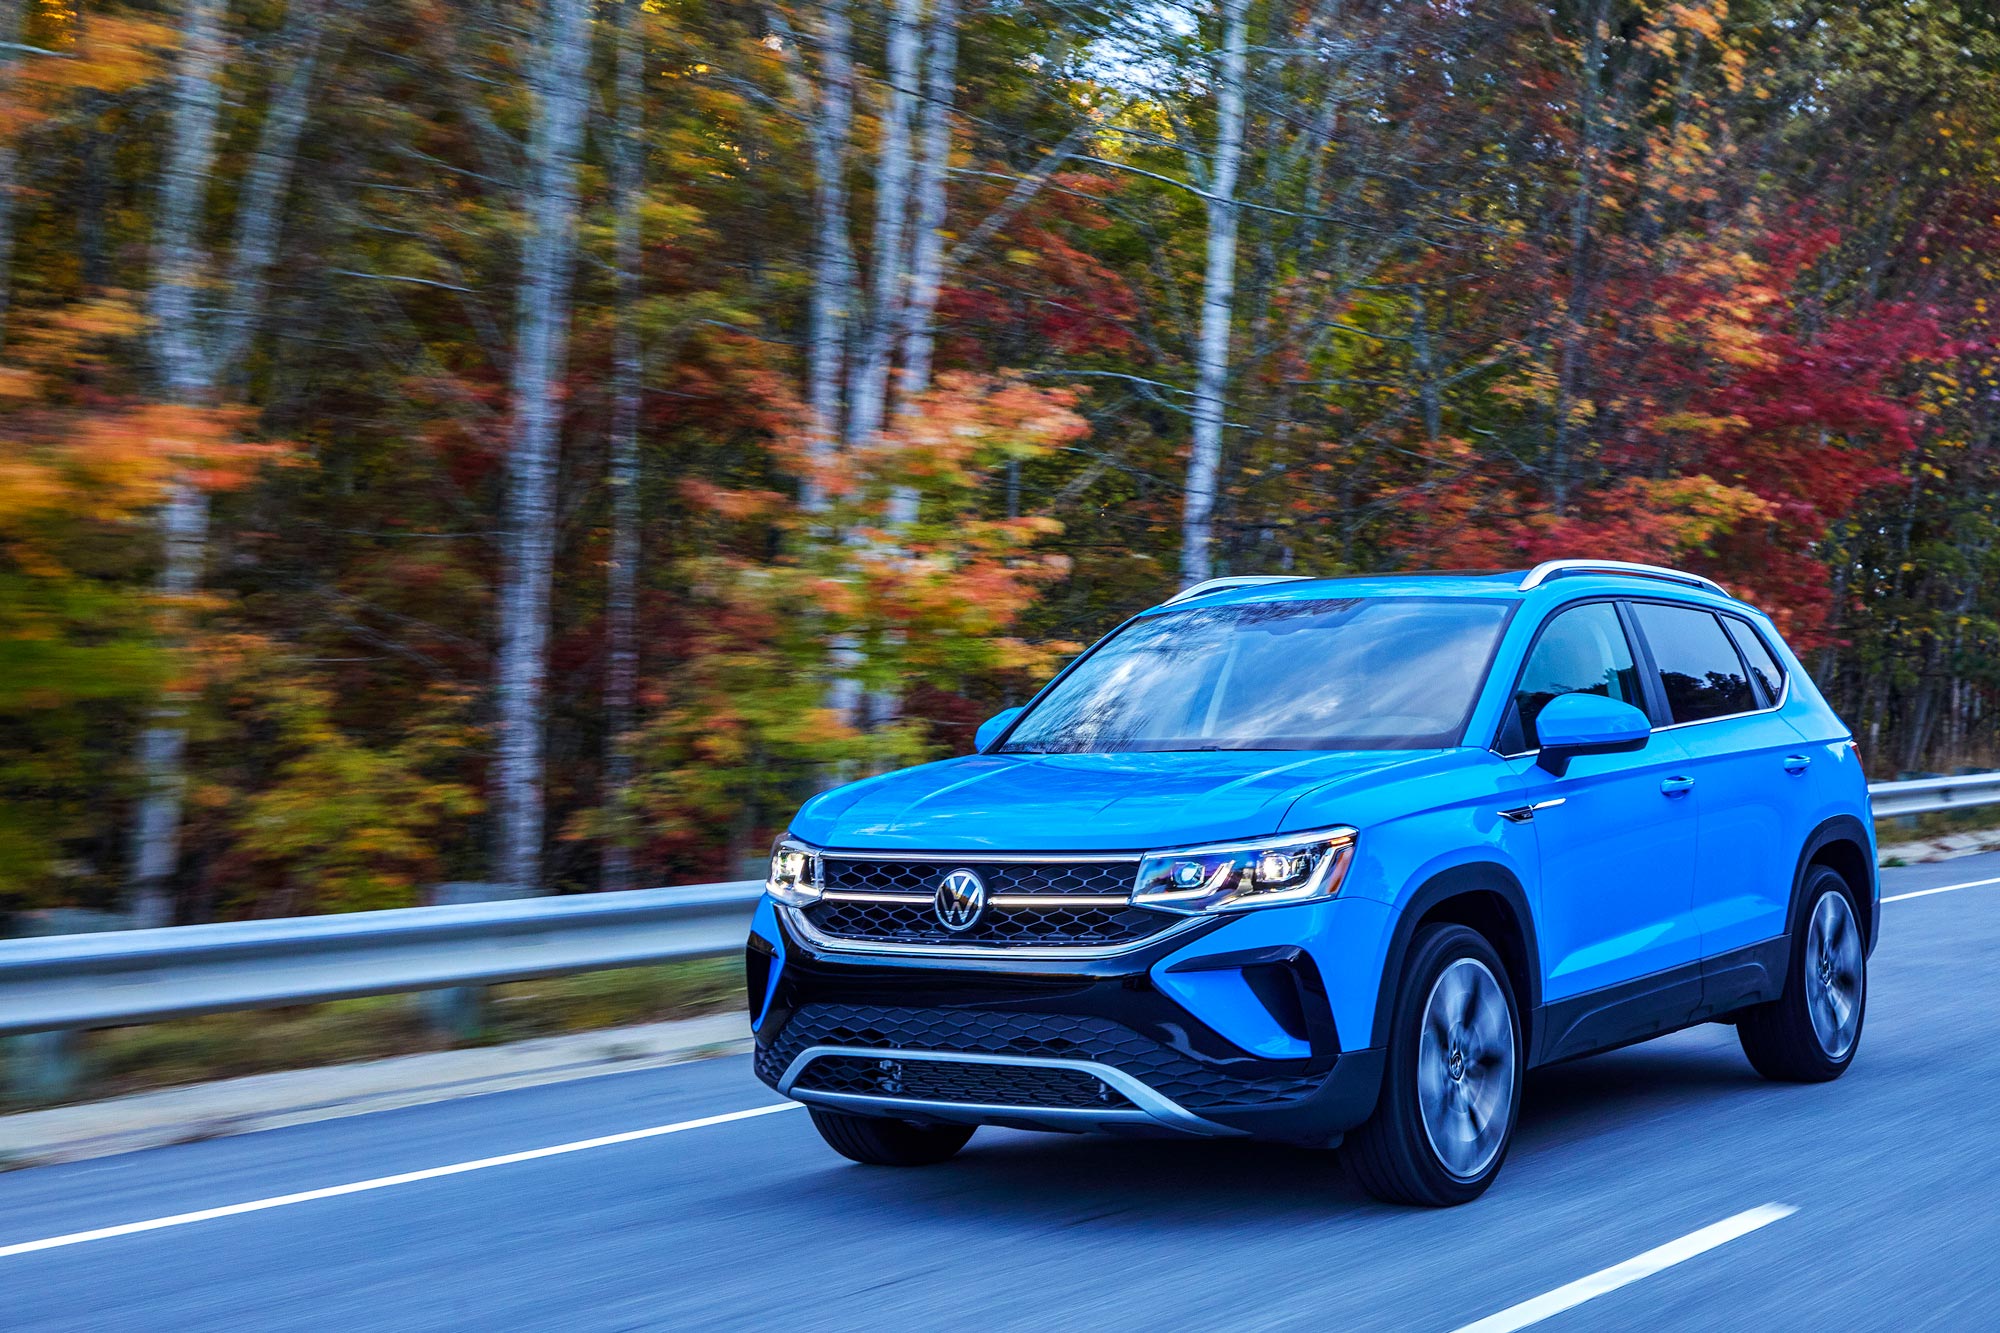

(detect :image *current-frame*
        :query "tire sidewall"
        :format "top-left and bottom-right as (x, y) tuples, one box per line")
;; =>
(1381, 924), (1523, 1204)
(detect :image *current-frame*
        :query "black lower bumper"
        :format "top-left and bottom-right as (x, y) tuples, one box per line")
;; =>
(750, 909), (1384, 1145)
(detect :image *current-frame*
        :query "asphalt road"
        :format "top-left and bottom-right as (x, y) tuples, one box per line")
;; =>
(4, 855), (1998, 1332)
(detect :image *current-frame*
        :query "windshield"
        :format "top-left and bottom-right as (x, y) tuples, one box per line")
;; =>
(999, 597), (1513, 754)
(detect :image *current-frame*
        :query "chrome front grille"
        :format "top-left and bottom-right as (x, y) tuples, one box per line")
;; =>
(803, 855), (1173, 949)
(823, 858), (1135, 898)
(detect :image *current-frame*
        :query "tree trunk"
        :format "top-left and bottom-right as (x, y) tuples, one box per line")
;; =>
(0, 0), (25, 353)
(493, 0), (592, 892)
(886, 0), (958, 527)
(844, 0), (923, 451)
(215, 0), (331, 385)
(602, 0), (645, 894)
(801, 0), (856, 513)
(895, 0), (958, 407)
(1552, 0), (1611, 516)
(1180, 0), (1250, 589)
(129, 0), (228, 928)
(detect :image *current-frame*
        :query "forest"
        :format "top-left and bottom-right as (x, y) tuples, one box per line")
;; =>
(3, 0), (1998, 921)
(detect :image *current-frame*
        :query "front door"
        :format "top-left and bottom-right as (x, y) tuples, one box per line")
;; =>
(1500, 602), (1701, 1017)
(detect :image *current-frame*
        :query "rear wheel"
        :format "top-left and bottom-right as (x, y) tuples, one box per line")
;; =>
(807, 1107), (975, 1166)
(1738, 866), (1866, 1082)
(1347, 924), (1522, 1206)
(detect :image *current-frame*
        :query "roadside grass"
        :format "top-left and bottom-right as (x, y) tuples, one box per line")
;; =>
(1877, 807), (2000, 849)
(4, 959), (742, 1110)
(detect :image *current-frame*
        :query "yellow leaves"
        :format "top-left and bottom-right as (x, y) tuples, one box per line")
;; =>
(1720, 47), (1747, 95)
(1651, 410), (1752, 437)
(1638, 2), (1728, 59)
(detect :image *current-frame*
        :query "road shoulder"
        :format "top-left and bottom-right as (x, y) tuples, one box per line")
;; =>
(0, 1012), (749, 1170)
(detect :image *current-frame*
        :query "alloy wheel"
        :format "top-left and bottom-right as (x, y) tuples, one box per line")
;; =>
(1806, 889), (1863, 1060)
(1416, 957), (1516, 1181)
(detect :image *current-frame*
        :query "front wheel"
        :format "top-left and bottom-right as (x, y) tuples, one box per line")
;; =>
(1347, 923), (1522, 1206)
(1737, 866), (1866, 1082)
(807, 1107), (975, 1166)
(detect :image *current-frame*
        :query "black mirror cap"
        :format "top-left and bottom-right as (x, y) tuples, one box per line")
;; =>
(1534, 732), (1650, 777)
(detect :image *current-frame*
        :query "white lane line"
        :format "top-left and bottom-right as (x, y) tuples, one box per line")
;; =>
(0, 1101), (803, 1262)
(1449, 1203), (1797, 1333)
(1883, 874), (2000, 903)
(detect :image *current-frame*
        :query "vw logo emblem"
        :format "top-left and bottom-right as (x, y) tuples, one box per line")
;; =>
(934, 868), (987, 933)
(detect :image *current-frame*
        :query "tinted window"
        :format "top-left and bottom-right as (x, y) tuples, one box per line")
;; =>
(1632, 602), (1754, 723)
(1724, 617), (1785, 702)
(999, 597), (1512, 753)
(1509, 602), (1645, 750)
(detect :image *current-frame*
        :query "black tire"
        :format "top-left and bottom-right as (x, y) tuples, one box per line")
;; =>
(807, 1107), (975, 1166)
(1738, 865), (1866, 1083)
(1347, 923), (1523, 1207)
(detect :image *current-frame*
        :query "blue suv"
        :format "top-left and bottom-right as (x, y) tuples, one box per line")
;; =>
(746, 561), (1877, 1204)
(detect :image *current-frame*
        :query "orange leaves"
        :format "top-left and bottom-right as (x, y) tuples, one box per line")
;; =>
(0, 14), (176, 144)
(681, 477), (785, 521)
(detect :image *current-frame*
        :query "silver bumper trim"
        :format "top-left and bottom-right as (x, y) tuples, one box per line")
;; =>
(777, 1044), (1240, 1137)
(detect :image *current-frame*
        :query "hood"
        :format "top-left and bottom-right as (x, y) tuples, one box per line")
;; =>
(790, 749), (1453, 853)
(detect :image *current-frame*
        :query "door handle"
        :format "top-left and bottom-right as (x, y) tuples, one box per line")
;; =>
(1660, 776), (1696, 797)
(1783, 755), (1812, 775)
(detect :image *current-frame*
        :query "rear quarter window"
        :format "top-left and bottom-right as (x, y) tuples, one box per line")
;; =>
(1723, 617), (1786, 702)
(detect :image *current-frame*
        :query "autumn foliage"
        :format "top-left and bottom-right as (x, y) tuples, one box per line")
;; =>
(3, 0), (2000, 916)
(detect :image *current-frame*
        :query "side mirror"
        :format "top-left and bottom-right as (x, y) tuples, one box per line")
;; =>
(975, 707), (1025, 754)
(1534, 694), (1651, 777)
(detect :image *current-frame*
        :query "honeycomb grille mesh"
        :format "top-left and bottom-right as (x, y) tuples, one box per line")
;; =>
(793, 1054), (1133, 1111)
(823, 859), (1136, 897)
(760, 1004), (1324, 1111)
(809, 857), (1167, 947)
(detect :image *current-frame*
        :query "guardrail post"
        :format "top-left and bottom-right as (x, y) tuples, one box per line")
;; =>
(418, 883), (530, 1040)
(1, 908), (129, 1106)
(4, 1031), (81, 1106)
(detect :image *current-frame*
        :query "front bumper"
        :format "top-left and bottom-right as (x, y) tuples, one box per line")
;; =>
(748, 900), (1385, 1146)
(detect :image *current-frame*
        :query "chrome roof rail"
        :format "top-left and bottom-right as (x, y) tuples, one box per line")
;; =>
(1519, 560), (1730, 597)
(1163, 575), (1310, 606)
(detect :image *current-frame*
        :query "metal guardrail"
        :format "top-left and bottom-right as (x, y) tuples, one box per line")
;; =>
(0, 773), (1993, 1049)
(1867, 772), (2000, 820)
(0, 880), (762, 1040)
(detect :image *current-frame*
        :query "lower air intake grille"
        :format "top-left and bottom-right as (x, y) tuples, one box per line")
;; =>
(760, 1005), (1325, 1110)
(794, 1054), (1133, 1111)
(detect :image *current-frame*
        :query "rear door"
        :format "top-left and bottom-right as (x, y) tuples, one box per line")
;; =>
(1501, 602), (1700, 1017)
(1626, 601), (1803, 1006)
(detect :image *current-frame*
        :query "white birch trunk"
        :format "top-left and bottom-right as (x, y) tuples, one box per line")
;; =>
(801, 0), (856, 513)
(602, 0), (645, 894)
(894, 0), (958, 409)
(493, 0), (592, 891)
(129, 0), (228, 927)
(1179, 0), (1250, 589)
(883, 0), (958, 528)
(215, 0), (330, 383)
(843, 0), (923, 451)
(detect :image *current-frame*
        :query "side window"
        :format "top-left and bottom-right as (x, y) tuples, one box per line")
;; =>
(1508, 603), (1645, 750)
(1723, 617), (1786, 703)
(1631, 602), (1755, 724)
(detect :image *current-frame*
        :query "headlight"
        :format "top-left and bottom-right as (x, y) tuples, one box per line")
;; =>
(1132, 827), (1356, 914)
(766, 836), (822, 907)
